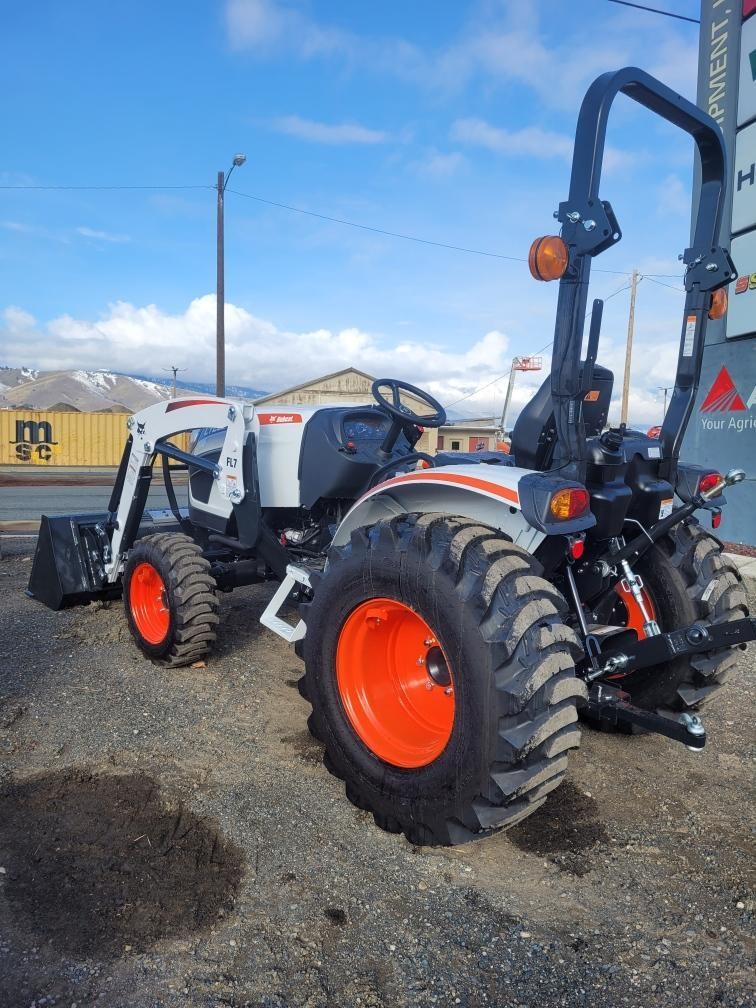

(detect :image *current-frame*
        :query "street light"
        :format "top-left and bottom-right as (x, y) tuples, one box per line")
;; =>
(216, 153), (247, 397)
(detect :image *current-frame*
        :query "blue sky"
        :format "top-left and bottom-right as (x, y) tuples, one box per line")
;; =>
(0, 0), (704, 423)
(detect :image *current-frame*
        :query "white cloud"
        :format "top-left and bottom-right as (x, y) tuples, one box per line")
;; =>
(451, 119), (573, 160)
(2, 220), (71, 244)
(451, 118), (633, 173)
(0, 297), (512, 405)
(77, 226), (131, 243)
(270, 115), (388, 145)
(0, 294), (680, 426)
(412, 150), (466, 179)
(656, 174), (690, 218)
(225, 0), (352, 57)
(224, 2), (696, 114)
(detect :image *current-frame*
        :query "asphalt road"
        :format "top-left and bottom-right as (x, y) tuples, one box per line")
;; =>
(0, 483), (173, 523)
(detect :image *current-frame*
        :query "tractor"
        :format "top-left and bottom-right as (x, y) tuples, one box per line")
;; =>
(29, 68), (754, 846)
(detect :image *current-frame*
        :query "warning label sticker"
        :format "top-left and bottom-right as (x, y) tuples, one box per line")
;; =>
(683, 315), (697, 356)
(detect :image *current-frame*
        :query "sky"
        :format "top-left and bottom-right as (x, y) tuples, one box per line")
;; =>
(0, 0), (706, 425)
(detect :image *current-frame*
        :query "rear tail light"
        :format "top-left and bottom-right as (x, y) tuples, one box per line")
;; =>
(698, 472), (722, 495)
(711, 509), (722, 529)
(568, 535), (585, 560)
(549, 487), (590, 520)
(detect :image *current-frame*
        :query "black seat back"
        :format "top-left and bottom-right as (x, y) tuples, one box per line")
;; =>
(511, 364), (613, 470)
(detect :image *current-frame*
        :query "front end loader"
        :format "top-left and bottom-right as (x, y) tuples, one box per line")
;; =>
(28, 67), (754, 846)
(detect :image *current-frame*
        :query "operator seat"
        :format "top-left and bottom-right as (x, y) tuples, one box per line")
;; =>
(511, 364), (613, 470)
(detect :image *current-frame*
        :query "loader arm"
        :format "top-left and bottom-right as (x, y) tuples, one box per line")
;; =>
(104, 398), (248, 583)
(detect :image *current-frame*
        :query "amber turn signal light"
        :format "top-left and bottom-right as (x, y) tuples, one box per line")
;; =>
(708, 288), (728, 320)
(549, 487), (590, 520)
(528, 235), (569, 281)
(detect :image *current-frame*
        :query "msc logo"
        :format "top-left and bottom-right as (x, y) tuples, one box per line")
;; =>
(10, 419), (59, 461)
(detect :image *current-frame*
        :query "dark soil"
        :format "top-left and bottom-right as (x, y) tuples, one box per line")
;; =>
(509, 781), (609, 876)
(0, 769), (244, 960)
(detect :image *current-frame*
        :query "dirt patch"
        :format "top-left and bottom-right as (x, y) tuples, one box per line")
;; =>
(1, 540), (754, 1007)
(0, 768), (244, 958)
(282, 728), (325, 765)
(508, 780), (609, 875)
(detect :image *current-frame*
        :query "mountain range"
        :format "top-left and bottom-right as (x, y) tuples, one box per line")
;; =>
(0, 367), (267, 413)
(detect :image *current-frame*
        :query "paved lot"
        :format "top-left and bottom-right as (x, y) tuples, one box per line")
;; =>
(0, 471), (172, 525)
(0, 539), (754, 1008)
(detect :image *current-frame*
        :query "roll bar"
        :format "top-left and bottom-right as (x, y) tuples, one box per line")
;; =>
(548, 67), (735, 480)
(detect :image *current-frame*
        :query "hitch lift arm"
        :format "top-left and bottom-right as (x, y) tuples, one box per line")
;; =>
(582, 684), (707, 750)
(581, 616), (756, 749)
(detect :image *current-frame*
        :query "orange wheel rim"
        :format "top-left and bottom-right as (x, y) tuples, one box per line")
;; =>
(129, 562), (170, 645)
(614, 582), (657, 639)
(336, 598), (455, 769)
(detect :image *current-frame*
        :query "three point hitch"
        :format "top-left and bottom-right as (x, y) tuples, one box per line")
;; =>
(581, 615), (756, 750)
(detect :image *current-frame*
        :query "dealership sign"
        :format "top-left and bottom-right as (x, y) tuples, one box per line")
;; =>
(732, 120), (756, 233)
(698, 365), (756, 433)
(727, 229), (756, 338)
(737, 12), (756, 127)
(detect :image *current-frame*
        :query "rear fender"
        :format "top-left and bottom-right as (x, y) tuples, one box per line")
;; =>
(332, 464), (543, 551)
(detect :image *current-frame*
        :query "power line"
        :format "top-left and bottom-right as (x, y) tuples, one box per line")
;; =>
(644, 274), (685, 292)
(0, 184), (213, 191)
(1, 183), (688, 284)
(227, 187), (530, 264)
(1, 181), (639, 275)
(605, 1), (699, 24)
(229, 187), (641, 275)
(445, 278), (636, 410)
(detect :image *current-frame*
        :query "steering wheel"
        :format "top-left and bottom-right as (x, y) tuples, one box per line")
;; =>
(371, 378), (447, 456)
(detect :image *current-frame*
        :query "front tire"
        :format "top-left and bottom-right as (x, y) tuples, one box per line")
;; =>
(301, 514), (586, 846)
(123, 533), (219, 667)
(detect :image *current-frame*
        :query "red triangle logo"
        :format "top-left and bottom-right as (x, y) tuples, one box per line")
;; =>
(700, 367), (747, 412)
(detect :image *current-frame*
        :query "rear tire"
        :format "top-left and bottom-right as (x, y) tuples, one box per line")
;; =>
(613, 519), (748, 712)
(301, 513), (586, 846)
(123, 533), (219, 667)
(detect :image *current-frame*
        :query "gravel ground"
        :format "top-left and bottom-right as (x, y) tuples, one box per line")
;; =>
(0, 538), (754, 1008)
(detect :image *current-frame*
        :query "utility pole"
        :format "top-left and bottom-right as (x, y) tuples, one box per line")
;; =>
(216, 170), (225, 398)
(216, 154), (247, 398)
(658, 385), (672, 420)
(620, 269), (639, 426)
(163, 366), (187, 399)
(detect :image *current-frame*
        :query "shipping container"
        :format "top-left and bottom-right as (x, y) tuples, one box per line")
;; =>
(0, 410), (187, 466)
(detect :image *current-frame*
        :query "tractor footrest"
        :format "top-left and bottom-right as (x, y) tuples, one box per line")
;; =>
(259, 565), (313, 644)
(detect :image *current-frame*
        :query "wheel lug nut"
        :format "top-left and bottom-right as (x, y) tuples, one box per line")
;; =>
(444, 687), (453, 696)
(416, 656), (425, 666)
(425, 681), (434, 691)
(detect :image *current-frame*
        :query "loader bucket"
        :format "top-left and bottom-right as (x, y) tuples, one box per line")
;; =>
(27, 513), (121, 610)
